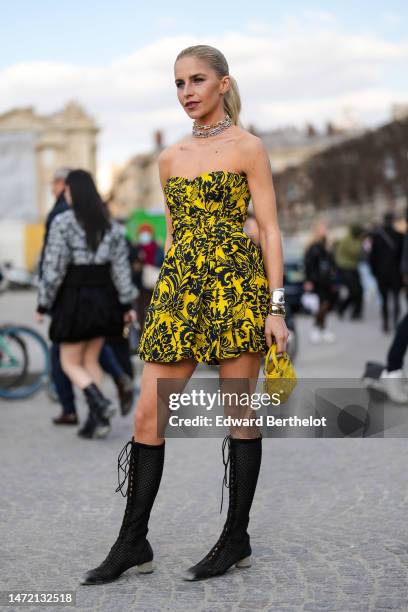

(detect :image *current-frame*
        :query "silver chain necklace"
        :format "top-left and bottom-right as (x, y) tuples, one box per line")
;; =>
(192, 114), (232, 138)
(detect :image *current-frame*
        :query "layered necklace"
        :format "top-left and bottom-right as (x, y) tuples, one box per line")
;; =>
(192, 114), (232, 138)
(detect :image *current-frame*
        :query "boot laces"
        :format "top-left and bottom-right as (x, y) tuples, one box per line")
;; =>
(115, 440), (133, 497)
(220, 434), (232, 514)
(100, 440), (136, 567)
(204, 434), (236, 562)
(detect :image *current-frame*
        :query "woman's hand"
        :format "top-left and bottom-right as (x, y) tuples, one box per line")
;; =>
(265, 314), (290, 354)
(123, 309), (137, 324)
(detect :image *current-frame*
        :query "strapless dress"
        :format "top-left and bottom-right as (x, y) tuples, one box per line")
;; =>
(136, 170), (270, 365)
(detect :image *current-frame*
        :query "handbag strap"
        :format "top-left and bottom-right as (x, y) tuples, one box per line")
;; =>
(264, 344), (280, 374)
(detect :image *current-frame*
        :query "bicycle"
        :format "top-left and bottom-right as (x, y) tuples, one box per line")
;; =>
(0, 329), (28, 389)
(0, 325), (50, 399)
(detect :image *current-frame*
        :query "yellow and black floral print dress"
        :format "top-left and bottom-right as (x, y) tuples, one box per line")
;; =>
(136, 170), (270, 365)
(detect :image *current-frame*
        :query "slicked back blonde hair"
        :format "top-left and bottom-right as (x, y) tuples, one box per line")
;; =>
(175, 44), (241, 126)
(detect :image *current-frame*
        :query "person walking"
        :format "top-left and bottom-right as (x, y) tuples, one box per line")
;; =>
(334, 224), (365, 320)
(37, 169), (138, 439)
(304, 218), (338, 343)
(368, 213), (404, 332)
(79, 44), (289, 585)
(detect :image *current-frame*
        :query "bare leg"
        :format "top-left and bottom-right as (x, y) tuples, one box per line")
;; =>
(60, 342), (89, 389)
(133, 357), (198, 445)
(219, 351), (264, 438)
(83, 338), (105, 386)
(60, 338), (105, 389)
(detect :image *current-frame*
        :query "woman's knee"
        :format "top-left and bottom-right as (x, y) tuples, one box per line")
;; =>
(134, 404), (157, 435)
(60, 346), (79, 369)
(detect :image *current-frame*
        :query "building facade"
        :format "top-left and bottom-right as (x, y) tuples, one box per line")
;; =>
(0, 102), (98, 269)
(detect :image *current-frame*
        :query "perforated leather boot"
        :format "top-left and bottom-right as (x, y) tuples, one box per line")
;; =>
(80, 437), (165, 584)
(183, 433), (262, 581)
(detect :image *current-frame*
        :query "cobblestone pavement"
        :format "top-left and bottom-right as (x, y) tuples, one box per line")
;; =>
(1, 291), (408, 611)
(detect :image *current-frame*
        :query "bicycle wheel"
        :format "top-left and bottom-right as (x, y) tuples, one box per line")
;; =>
(0, 330), (28, 389)
(0, 326), (50, 400)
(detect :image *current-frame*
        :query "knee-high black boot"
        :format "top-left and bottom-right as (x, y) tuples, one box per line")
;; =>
(80, 436), (165, 584)
(183, 433), (262, 581)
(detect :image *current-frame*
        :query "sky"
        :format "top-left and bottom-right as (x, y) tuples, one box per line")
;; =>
(1, 0), (407, 189)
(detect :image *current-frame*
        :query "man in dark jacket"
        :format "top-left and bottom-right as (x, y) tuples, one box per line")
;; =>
(369, 213), (404, 332)
(38, 168), (78, 425)
(39, 168), (71, 280)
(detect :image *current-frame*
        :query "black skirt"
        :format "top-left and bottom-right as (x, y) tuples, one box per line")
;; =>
(49, 264), (124, 343)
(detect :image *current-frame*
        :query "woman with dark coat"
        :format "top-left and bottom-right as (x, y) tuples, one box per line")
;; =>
(304, 218), (338, 343)
(37, 169), (138, 439)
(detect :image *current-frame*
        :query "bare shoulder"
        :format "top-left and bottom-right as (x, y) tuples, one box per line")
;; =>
(232, 128), (270, 177)
(236, 129), (267, 158)
(157, 144), (173, 170)
(158, 135), (191, 168)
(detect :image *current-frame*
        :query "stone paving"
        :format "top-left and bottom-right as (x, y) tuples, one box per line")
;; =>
(1, 290), (408, 611)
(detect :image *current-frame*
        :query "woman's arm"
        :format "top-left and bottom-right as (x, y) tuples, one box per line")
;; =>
(37, 215), (71, 313)
(242, 136), (289, 353)
(243, 136), (284, 292)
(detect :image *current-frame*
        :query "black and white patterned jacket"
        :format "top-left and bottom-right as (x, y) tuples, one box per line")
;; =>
(37, 209), (138, 312)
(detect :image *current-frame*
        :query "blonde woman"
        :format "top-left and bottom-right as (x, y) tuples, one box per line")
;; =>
(80, 44), (289, 585)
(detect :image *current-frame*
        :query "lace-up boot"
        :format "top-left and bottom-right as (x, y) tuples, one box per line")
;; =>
(183, 434), (262, 581)
(80, 437), (165, 584)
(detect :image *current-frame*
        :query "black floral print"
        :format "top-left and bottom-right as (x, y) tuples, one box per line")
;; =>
(136, 170), (270, 365)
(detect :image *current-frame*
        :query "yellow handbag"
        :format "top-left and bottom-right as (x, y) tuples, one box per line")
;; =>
(263, 343), (297, 404)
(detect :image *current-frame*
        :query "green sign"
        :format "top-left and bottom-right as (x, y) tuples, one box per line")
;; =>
(126, 209), (166, 246)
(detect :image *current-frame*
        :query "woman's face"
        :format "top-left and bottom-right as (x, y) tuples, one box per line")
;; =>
(174, 56), (230, 120)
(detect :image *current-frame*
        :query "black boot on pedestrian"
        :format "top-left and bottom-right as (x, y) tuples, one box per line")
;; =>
(83, 383), (116, 420)
(114, 373), (135, 416)
(77, 410), (111, 439)
(183, 433), (262, 581)
(79, 436), (165, 585)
